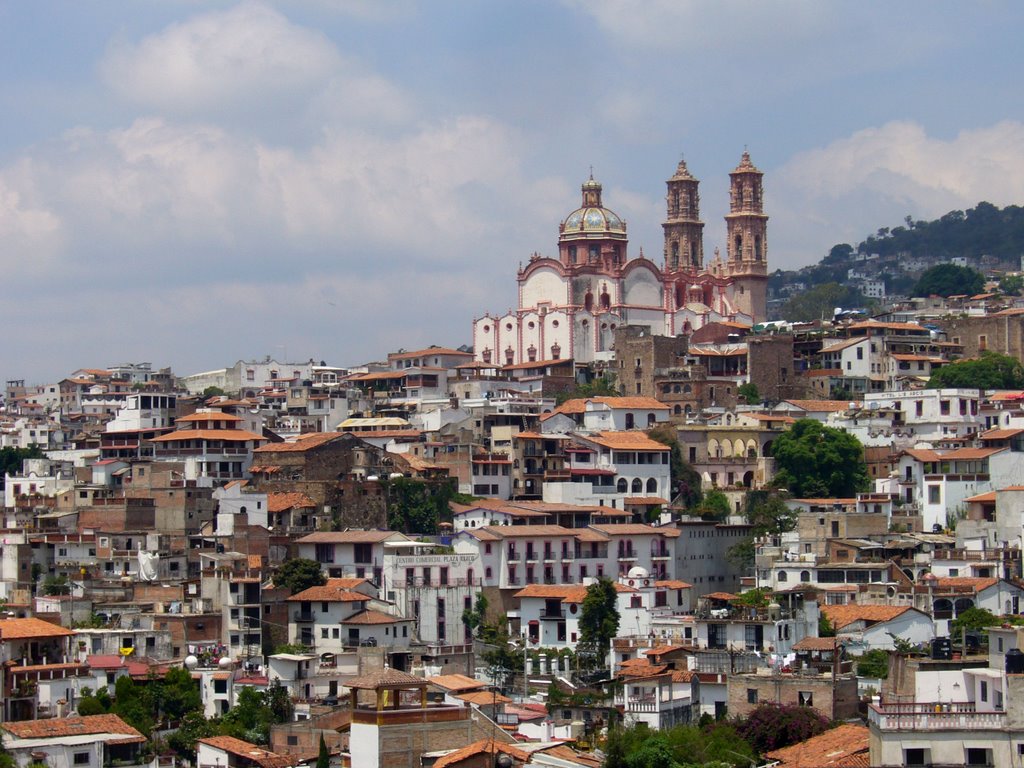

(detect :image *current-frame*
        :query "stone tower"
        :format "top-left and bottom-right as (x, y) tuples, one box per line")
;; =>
(725, 151), (768, 321)
(662, 158), (705, 272)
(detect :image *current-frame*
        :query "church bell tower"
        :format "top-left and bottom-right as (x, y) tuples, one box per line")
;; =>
(724, 151), (768, 321)
(662, 158), (704, 273)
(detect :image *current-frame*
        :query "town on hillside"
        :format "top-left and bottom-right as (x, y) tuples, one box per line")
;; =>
(6, 159), (1024, 768)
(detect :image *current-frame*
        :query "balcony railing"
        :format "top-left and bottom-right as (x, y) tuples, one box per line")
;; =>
(868, 702), (1006, 731)
(293, 611), (315, 622)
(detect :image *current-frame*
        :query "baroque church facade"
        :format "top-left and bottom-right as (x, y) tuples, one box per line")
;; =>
(473, 152), (769, 366)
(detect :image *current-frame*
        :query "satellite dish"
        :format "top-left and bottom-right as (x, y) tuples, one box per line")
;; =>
(218, 657), (233, 669)
(184, 655), (199, 670)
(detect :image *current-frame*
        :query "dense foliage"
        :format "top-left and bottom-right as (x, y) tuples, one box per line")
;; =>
(855, 649), (890, 679)
(736, 703), (832, 754)
(577, 578), (620, 672)
(928, 351), (1024, 390)
(604, 723), (756, 768)
(384, 476), (459, 534)
(648, 424), (702, 509)
(555, 375), (619, 405)
(694, 489), (731, 522)
(0, 445), (44, 488)
(771, 419), (869, 498)
(737, 382), (760, 405)
(951, 606), (1001, 635)
(781, 283), (866, 322)
(274, 558), (325, 595)
(77, 669), (203, 737)
(728, 492), (798, 569)
(911, 263), (985, 297)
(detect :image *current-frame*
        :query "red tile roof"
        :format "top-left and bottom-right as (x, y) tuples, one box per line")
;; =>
(253, 433), (342, 453)
(267, 491), (316, 512)
(3, 714), (143, 741)
(427, 673), (488, 692)
(285, 581), (370, 603)
(582, 431), (671, 451)
(433, 739), (530, 768)
(764, 723), (869, 767)
(295, 530), (404, 544)
(820, 604), (915, 630)
(342, 609), (407, 625)
(198, 736), (293, 768)
(0, 617), (75, 639)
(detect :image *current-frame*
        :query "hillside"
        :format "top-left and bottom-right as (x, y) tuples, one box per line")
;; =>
(768, 201), (1024, 318)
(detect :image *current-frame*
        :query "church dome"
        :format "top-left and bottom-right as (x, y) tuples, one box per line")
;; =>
(560, 175), (627, 241)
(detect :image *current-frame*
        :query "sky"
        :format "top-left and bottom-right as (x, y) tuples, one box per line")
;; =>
(3, 1), (1024, 384)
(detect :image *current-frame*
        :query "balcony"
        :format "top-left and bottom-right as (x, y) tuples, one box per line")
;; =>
(868, 702), (1006, 732)
(617, 550), (638, 562)
(540, 610), (565, 621)
(293, 611), (315, 622)
(525, 551), (538, 563)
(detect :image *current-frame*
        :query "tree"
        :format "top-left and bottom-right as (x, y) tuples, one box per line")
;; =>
(694, 490), (730, 522)
(274, 558), (326, 595)
(648, 424), (702, 509)
(384, 476), (456, 534)
(316, 735), (330, 768)
(41, 574), (70, 596)
(604, 723), (755, 768)
(1000, 274), (1024, 296)
(462, 592), (494, 641)
(771, 419), (869, 498)
(555, 375), (619, 405)
(0, 445), (44, 488)
(112, 676), (155, 736)
(819, 614), (836, 638)
(781, 283), (864, 323)
(737, 382), (760, 405)
(577, 578), (620, 673)
(951, 606), (1000, 635)
(202, 386), (227, 398)
(855, 649), (890, 679)
(736, 703), (832, 754)
(928, 351), (1024, 390)
(911, 263), (985, 297)
(167, 710), (219, 761)
(160, 667), (202, 722)
(728, 492), (796, 572)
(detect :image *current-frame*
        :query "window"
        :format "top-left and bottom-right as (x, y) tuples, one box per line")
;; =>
(73, 754), (90, 766)
(746, 688), (758, 704)
(903, 748), (927, 766)
(928, 485), (941, 505)
(798, 690), (813, 706)
(980, 680), (988, 702)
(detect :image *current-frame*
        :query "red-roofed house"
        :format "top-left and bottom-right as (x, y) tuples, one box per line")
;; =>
(2, 715), (148, 768)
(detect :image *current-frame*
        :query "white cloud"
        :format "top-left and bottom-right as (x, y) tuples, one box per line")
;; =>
(101, 2), (344, 115)
(770, 120), (1024, 268)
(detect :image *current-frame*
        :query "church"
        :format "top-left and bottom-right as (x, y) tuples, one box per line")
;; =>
(472, 152), (769, 366)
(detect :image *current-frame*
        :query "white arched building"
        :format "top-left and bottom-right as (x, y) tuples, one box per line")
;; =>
(473, 154), (769, 366)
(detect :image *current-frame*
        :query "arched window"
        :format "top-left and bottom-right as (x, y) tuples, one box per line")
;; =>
(584, 291), (593, 312)
(778, 571), (788, 582)
(734, 234), (742, 258)
(673, 384), (681, 394)
(617, 478), (628, 493)
(631, 478), (643, 493)
(800, 570), (810, 583)
(625, 413), (635, 429)
(485, 567), (493, 580)
(467, 568), (475, 585)
(683, 384), (692, 393)
(674, 405), (682, 415)
(647, 413), (656, 427)
(755, 235), (763, 261)
(646, 478), (658, 493)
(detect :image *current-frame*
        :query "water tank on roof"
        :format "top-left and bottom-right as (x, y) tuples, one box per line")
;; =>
(931, 637), (952, 660)
(1006, 648), (1024, 674)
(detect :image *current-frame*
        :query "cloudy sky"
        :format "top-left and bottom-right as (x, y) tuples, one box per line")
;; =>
(3, 1), (1024, 383)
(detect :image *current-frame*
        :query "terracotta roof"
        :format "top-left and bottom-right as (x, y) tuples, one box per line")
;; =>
(267, 492), (316, 512)
(550, 396), (669, 415)
(624, 496), (669, 505)
(848, 320), (928, 332)
(582, 431), (671, 451)
(388, 347), (473, 360)
(965, 491), (997, 503)
(980, 428), (1024, 440)
(198, 736), (293, 768)
(454, 690), (512, 705)
(589, 523), (680, 537)
(342, 609), (407, 625)
(253, 433), (342, 453)
(932, 577), (999, 592)
(514, 582), (636, 603)
(175, 412), (243, 423)
(702, 592), (738, 601)
(644, 644), (688, 658)
(428, 673), (488, 692)
(295, 530), (404, 544)
(742, 413), (797, 423)
(286, 580), (369, 603)
(148, 428), (266, 443)
(655, 579), (692, 590)
(820, 604), (914, 630)
(782, 399), (853, 412)
(764, 723), (869, 768)
(792, 637), (840, 651)
(3, 714), (143, 741)
(480, 524), (577, 538)
(344, 667), (425, 690)
(433, 739), (530, 768)
(0, 617), (75, 639)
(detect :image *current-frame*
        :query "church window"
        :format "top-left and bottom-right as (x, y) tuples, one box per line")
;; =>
(506, 323), (513, 331)
(589, 245), (599, 262)
(482, 325), (490, 333)
(690, 242), (697, 266)
(585, 292), (593, 312)
(527, 321), (535, 329)
(505, 348), (515, 365)
(671, 241), (679, 268)
(568, 245), (577, 263)
(600, 291), (611, 310)
(673, 190), (680, 213)
(683, 384), (692, 393)
(734, 234), (743, 258)
(755, 235), (763, 261)
(551, 320), (559, 328)
(482, 349), (492, 363)
(551, 343), (561, 360)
